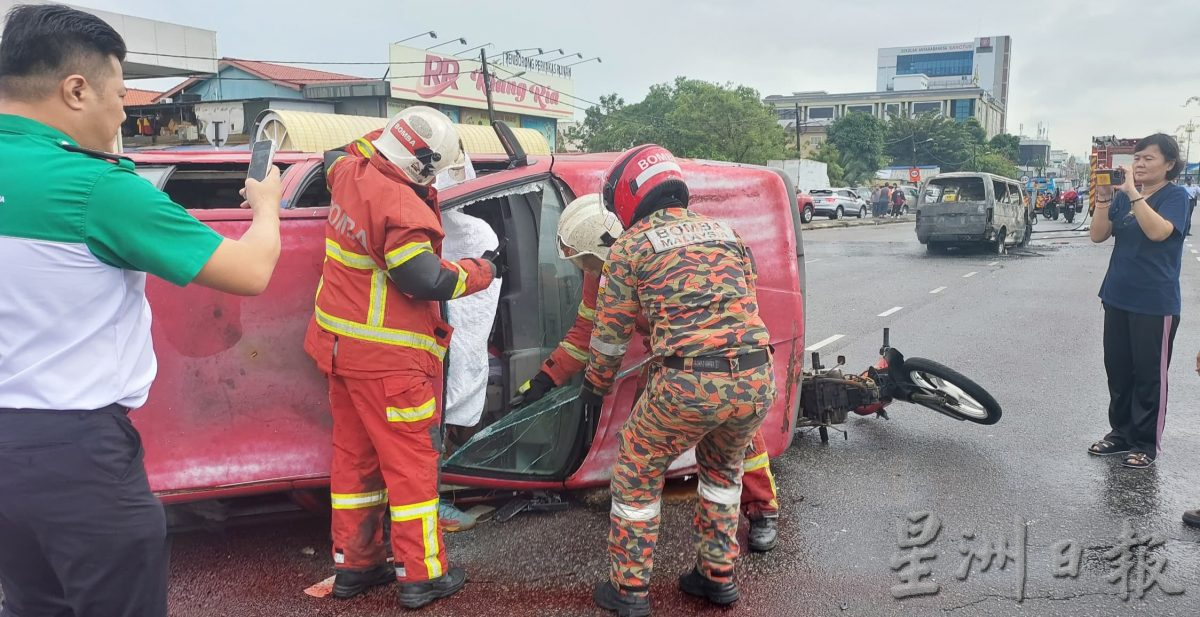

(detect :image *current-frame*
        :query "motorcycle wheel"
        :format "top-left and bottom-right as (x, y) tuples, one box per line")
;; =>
(902, 357), (1002, 425)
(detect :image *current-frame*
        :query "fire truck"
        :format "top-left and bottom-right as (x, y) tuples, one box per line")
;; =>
(1089, 136), (1140, 212)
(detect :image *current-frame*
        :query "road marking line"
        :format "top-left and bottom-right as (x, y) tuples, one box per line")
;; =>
(878, 306), (904, 317)
(805, 334), (844, 351)
(1196, 256), (1200, 263)
(988, 261), (1000, 266)
(963, 271), (978, 278)
(1192, 249), (1198, 254)
(930, 286), (947, 294)
(805, 258), (823, 264)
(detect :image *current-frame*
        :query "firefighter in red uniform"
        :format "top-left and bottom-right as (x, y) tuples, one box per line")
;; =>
(304, 107), (501, 609)
(516, 194), (782, 553)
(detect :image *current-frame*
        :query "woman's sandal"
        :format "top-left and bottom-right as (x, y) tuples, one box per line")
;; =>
(1088, 439), (1131, 456)
(1121, 452), (1156, 469)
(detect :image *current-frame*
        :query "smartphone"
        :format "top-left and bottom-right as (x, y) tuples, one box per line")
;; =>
(247, 139), (275, 182)
(1095, 168), (1125, 187)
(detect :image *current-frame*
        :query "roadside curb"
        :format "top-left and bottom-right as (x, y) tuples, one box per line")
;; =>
(806, 215), (914, 230)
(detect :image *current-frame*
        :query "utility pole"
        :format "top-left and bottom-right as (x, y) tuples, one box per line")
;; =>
(480, 49), (496, 124)
(794, 102), (802, 154)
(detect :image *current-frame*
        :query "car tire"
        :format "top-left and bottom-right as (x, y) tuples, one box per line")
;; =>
(926, 241), (946, 254)
(836, 206), (844, 220)
(1017, 216), (1032, 247)
(858, 206), (867, 218)
(801, 205), (814, 224)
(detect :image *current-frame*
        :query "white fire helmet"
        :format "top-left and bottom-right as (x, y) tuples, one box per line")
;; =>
(372, 106), (466, 186)
(556, 193), (623, 264)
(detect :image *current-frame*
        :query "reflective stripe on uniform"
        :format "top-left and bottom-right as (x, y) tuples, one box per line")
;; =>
(325, 238), (376, 270)
(590, 335), (628, 357)
(385, 242), (433, 269)
(577, 303), (596, 321)
(698, 479), (743, 505)
(314, 307), (447, 359)
(330, 489), (388, 510)
(387, 398), (436, 423)
(560, 340), (589, 363)
(744, 452), (769, 472)
(390, 498), (442, 578)
(450, 263), (468, 299)
(353, 138), (376, 159)
(368, 270), (387, 327)
(611, 500), (661, 522)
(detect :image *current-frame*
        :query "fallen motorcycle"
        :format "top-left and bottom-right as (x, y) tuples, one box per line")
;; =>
(798, 329), (1002, 442)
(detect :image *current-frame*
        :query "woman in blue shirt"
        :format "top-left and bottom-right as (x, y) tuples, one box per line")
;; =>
(1087, 134), (1190, 469)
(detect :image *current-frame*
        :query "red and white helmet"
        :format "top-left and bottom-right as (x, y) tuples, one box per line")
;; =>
(373, 106), (465, 186)
(601, 144), (688, 228)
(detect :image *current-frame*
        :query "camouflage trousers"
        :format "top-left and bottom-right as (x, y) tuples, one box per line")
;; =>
(608, 361), (776, 593)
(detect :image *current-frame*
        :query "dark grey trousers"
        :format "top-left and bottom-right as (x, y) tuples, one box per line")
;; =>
(0, 406), (168, 617)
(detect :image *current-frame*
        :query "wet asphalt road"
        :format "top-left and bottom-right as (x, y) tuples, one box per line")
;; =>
(166, 217), (1200, 617)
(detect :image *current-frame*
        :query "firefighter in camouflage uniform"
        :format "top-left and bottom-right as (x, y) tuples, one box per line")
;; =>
(582, 145), (777, 616)
(515, 194), (783, 555)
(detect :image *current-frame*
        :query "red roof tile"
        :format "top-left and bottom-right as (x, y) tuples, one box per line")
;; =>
(223, 58), (373, 89)
(124, 88), (162, 106)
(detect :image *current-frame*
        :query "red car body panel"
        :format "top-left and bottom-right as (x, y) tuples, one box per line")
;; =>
(130, 150), (805, 502)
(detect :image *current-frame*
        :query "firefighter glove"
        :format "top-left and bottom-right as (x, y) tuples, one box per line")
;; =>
(512, 371), (556, 406)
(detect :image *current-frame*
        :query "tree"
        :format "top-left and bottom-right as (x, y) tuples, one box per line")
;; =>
(827, 113), (889, 185)
(973, 151), (1021, 179)
(885, 112), (983, 173)
(988, 133), (1021, 163)
(809, 141), (846, 186)
(568, 78), (789, 164)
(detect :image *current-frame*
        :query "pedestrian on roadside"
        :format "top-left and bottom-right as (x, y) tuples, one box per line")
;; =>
(1183, 177), (1199, 236)
(891, 184), (906, 217)
(1086, 133), (1190, 469)
(875, 184), (891, 219)
(0, 5), (284, 616)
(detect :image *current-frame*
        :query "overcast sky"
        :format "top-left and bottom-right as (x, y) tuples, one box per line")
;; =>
(83, 0), (1200, 158)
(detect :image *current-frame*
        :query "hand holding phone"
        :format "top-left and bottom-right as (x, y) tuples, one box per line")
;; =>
(241, 140), (282, 213)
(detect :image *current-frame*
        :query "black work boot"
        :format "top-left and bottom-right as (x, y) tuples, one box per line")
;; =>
(592, 581), (651, 617)
(748, 516), (779, 552)
(397, 567), (467, 609)
(332, 564), (395, 599)
(679, 567), (739, 606)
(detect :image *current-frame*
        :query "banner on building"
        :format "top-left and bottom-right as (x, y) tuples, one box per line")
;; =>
(388, 44), (575, 120)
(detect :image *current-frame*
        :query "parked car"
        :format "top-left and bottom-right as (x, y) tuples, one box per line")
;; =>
(916, 172), (1031, 254)
(797, 191), (816, 224)
(810, 187), (868, 219)
(126, 142), (808, 511)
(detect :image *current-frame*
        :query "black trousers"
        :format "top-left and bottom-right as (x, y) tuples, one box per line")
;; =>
(0, 406), (168, 617)
(1102, 305), (1180, 456)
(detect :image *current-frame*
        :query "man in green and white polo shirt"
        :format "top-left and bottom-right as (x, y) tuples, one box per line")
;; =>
(0, 5), (283, 616)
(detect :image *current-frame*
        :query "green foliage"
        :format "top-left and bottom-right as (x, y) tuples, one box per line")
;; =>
(566, 78), (788, 164)
(973, 151), (1021, 180)
(827, 113), (889, 185)
(988, 133), (1021, 163)
(809, 141), (846, 186)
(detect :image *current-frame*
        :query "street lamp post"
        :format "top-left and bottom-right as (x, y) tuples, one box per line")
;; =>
(426, 37), (467, 51)
(393, 31), (436, 45)
(563, 56), (601, 68)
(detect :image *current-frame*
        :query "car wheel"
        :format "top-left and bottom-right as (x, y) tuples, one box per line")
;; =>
(926, 241), (946, 254)
(801, 205), (814, 224)
(994, 228), (1007, 255)
(836, 206), (844, 220)
(858, 206), (867, 218)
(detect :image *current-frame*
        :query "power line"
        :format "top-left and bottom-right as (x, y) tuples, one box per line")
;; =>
(127, 50), (479, 67)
